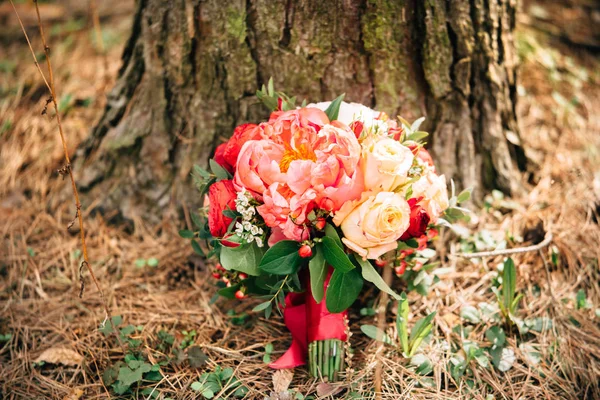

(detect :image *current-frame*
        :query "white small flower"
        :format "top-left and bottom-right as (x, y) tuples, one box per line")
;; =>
(246, 235), (254, 243)
(250, 225), (260, 235)
(255, 237), (264, 247)
(242, 221), (251, 230)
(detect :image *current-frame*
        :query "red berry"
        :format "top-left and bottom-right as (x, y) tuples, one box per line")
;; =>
(298, 244), (313, 258)
(314, 218), (326, 230)
(375, 259), (386, 267)
(235, 290), (245, 299)
(226, 281), (232, 287)
(222, 276), (230, 284)
(395, 261), (407, 276)
(216, 264), (225, 272)
(413, 261), (423, 272)
(238, 273), (248, 280)
(212, 272), (221, 279)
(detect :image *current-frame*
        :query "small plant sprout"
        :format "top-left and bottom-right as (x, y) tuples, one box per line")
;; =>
(493, 258), (522, 328)
(360, 293), (436, 358)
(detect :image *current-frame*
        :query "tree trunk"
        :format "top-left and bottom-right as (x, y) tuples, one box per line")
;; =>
(76, 0), (526, 223)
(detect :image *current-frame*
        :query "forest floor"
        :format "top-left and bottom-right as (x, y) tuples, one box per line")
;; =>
(1, 2), (600, 399)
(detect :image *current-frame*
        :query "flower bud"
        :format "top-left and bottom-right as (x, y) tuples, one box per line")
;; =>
(298, 244), (313, 258)
(314, 218), (326, 230)
(395, 261), (407, 276)
(211, 272), (221, 279)
(375, 259), (386, 267)
(238, 273), (248, 280)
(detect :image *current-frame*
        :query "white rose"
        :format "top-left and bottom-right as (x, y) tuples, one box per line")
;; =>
(308, 101), (379, 126)
(411, 171), (449, 221)
(362, 137), (415, 191)
(332, 191), (411, 260)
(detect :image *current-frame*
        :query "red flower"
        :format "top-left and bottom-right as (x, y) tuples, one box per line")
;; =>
(223, 123), (262, 168)
(400, 198), (430, 240)
(214, 143), (234, 174)
(349, 120), (364, 138)
(208, 180), (237, 238)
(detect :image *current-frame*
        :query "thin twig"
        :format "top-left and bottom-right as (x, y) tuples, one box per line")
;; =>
(455, 232), (553, 259)
(89, 0), (109, 91)
(10, 0), (124, 351)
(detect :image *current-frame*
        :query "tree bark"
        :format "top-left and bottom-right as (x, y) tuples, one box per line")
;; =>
(76, 0), (526, 223)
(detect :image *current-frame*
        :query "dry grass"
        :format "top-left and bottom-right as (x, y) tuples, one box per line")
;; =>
(1, 2), (600, 399)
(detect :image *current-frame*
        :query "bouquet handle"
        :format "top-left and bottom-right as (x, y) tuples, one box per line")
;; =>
(270, 267), (348, 381)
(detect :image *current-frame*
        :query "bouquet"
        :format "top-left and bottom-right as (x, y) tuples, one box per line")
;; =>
(187, 82), (469, 380)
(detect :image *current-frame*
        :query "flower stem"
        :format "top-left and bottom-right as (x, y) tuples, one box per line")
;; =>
(308, 339), (345, 381)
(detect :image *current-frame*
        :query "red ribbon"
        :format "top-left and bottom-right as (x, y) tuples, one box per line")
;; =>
(270, 268), (348, 369)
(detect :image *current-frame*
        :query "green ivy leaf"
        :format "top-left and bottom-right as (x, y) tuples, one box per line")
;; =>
(324, 93), (345, 121)
(259, 240), (302, 275)
(326, 268), (363, 313)
(354, 255), (401, 300)
(321, 237), (355, 273)
(309, 244), (327, 303)
(220, 242), (264, 276)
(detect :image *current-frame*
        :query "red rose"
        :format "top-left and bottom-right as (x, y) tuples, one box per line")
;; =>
(400, 198), (430, 240)
(223, 123), (261, 168)
(208, 180), (236, 238)
(214, 143), (234, 174)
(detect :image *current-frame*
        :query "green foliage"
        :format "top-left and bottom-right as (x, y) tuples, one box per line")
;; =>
(221, 242), (264, 276)
(308, 244), (327, 303)
(326, 268), (363, 313)
(256, 77), (299, 111)
(361, 293), (436, 357)
(191, 366), (248, 399)
(354, 255), (401, 300)
(321, 236), (355, 273)
(259, 240), (302, 275)
(323, 94), (345, 121)
(493, 258), (522, 327)
(263, 343), (274, 364)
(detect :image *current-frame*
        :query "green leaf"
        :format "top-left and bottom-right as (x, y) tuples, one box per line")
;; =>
(407, 130), (429, 142)
(147, 257), (159, 267)
(309, 244), (327, 303)
(456, 188), (472, 203)
(218, 283), (242, 299)
(179, 229), (195, 239)
(409, 312), (436, 356)
(502, 258), (516, 312)
(209, 159), (230, 180)
(325, 268), (363, 313)
(576, 289), (587, 310)
(485, 326), (506, 348)
(322, 237), (355, 273)
(220, 242), (264, 276)
(252, 301), (272, 313)
(325, 223), (343, 249)
(410, 117), (426, 132)
(397, 294), (409, 354)
(99, 315), (122, 336)
(191, 240), (205, 256)
(360, 325), (392, 345)
(323, 94), (345, 121)
(259, 240), (302, 275)
(355, 255), (401, 300)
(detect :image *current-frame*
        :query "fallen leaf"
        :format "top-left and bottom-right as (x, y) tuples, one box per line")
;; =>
(187, 345), (208, 368)
(35, 347), (83, 366)
(62, 388), (84, 400)
(272, 369), (294, 393)
(316, 382), (343, 397)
